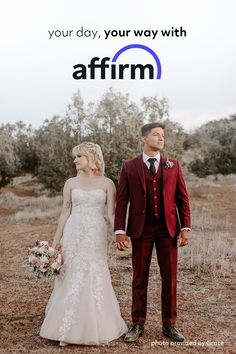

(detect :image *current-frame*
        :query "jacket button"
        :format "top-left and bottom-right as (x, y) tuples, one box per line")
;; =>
(142, 210), (145, 214)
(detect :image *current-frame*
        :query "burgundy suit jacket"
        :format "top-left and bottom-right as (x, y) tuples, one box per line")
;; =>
(114, 154), (191, 238)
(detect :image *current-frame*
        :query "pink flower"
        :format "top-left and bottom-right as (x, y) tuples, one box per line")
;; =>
(39, 267), (48, 273)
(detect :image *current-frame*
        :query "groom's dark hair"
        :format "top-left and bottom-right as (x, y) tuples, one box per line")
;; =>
(141, 122), (165, 136)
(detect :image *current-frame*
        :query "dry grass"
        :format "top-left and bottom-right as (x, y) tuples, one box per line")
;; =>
(190, 207), (232, 230)
(179, 231), (235, 277)
(0, 192), (19, 201)
(8, 196), (62, 222)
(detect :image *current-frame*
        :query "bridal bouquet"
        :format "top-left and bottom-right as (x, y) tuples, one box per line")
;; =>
(27, 240), (62, 278)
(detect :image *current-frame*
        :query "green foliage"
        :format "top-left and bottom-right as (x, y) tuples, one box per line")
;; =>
(0, 121), (39, 187)
(162, 119), (185, 160)
(0, 89), (187, 192)
(33, 116), (78, 193)
(189, 115), (236, 176)
(141, 96), (169, 122)
(85, 88), (143, 184)
(0, 124), (20, 187)
(13, 121), (38, 174)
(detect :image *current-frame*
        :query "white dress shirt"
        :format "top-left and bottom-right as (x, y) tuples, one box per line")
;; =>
(142, 151), (160, 173)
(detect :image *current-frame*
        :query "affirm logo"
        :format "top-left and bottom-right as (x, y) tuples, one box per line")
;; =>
(72, 44), (162, 80)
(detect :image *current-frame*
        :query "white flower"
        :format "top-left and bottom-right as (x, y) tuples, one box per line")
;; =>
(48, 247), (57, 257)
(164, 159), (174, 169)
(40, 255), (49, 264)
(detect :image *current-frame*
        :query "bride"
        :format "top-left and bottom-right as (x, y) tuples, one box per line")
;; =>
(40, 142), (128, 346)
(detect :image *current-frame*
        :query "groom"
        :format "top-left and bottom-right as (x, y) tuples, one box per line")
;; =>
(114, 122), (191, 343)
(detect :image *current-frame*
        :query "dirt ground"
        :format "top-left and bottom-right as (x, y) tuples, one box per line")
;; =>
(0, 175), (235, 354)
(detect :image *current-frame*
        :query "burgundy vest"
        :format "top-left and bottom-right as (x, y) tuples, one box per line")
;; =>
(144, 163), (165, 221)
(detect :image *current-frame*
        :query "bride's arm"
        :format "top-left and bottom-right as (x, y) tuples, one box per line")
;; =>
(52, 180), (72, 248)
(106, 178), (116, 229)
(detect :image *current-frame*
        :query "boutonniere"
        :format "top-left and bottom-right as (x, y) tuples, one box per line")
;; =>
(163, 159), (174, 169)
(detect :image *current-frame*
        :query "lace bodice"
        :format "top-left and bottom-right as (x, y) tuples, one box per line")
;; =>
(71, 188), (106, 214)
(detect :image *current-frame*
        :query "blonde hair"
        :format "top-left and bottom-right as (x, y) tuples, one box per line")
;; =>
(72, 142), (105, 176)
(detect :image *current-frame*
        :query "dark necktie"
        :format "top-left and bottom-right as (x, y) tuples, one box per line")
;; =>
(148, 158), (156, 176)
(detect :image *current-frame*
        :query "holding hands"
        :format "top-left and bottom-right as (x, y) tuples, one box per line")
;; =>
(116, 234), (130, 251)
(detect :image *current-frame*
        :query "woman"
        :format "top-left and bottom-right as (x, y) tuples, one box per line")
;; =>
(40, 142), (127, 346)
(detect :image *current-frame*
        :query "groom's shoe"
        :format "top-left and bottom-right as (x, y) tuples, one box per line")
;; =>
(124, 324), (144, 342)
(162, 326), (186, 342)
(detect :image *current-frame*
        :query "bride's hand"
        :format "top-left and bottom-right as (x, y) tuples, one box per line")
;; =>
(52, 242), (61, 251)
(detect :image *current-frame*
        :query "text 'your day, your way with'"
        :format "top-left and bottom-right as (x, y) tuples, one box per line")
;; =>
(48, 26), (187, 40)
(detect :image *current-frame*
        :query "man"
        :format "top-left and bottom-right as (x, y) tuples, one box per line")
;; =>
(114, 122), (191, 343)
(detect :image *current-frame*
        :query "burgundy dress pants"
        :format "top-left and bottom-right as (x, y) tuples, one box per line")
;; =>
(131, 219), (178, 327)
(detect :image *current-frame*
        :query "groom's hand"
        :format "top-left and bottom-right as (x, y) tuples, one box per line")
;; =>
(178, 230), (190, 247)
(116, 234), (130, 251)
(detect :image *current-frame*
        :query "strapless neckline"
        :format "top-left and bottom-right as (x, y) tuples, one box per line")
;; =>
(72, 188), (106, 194)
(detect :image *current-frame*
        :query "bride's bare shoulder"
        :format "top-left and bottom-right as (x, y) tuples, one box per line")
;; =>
(103, 177), (116, 189)
(64, 177), (77, 188)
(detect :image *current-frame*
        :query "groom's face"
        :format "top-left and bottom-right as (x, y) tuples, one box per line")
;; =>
(142, 127), (165, 151)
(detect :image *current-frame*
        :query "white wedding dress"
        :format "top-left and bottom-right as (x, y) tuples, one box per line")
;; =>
(40, 188), (127, 345)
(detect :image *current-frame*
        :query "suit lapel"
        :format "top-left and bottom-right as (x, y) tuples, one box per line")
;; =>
(161, 155), (167, 192)
(134, 154), (146, 192)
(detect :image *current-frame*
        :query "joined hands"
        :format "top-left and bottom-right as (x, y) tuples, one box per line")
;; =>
(116, 234), (130, 251)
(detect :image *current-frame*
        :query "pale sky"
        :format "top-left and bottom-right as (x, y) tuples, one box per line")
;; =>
(0, 0), (235, 131)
